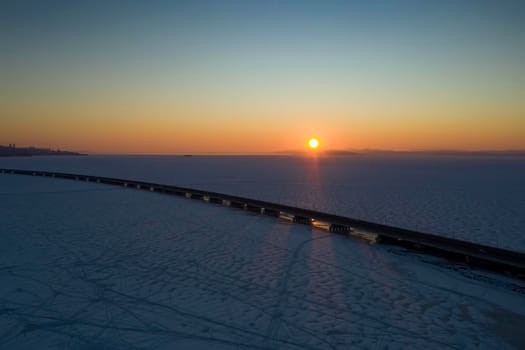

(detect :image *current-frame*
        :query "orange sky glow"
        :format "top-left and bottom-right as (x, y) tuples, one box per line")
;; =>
(1, 1), (524, 154)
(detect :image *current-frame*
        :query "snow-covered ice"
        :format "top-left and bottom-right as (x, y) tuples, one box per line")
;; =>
(1, 174), (524, 349)
(1, 155), (524, 252)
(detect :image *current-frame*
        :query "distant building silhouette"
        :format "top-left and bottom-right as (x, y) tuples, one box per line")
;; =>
(1, 144), (84, 157)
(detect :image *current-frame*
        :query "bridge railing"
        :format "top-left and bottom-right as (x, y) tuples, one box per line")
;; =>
(1, 167), (524, 278)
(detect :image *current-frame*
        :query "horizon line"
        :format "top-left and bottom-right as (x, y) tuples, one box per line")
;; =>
(82, 149), (525, 156)
(3, 144), (525, 156)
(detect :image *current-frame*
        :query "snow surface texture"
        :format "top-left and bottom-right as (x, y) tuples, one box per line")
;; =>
(0, 155), (524, 252)
(1, 174), (524, 349)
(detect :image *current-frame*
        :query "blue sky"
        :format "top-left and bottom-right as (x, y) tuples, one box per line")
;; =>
(1, 0), (524, 152)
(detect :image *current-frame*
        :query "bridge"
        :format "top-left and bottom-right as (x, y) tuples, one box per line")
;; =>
(2, 167), (524, 279)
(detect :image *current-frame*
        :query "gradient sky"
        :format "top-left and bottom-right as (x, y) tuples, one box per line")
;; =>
(1, 0), (524, 153)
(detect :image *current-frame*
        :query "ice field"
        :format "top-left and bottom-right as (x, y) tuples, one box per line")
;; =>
(1, 173), (524, 349)
(1, 155), (524, 251)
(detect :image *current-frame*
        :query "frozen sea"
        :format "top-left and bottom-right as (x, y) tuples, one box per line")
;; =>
(0, 154), (524, 251)
(1, 173), (524, 349)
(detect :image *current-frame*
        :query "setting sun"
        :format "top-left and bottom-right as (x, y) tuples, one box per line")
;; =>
(308, 137), (320, 150)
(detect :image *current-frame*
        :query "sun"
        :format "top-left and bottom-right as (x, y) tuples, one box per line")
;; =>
(308, 137), (320, 150)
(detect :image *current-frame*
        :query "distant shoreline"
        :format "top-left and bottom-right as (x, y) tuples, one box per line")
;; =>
(2, 146), (524, 157)
(0, 145), (86, 157)
(93, 150), (525, 157)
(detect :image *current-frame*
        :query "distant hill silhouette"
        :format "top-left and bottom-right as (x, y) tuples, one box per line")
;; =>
(0, 145), (85, 157)
(356, 149), (525, 156)
(274, 149), (525, 157)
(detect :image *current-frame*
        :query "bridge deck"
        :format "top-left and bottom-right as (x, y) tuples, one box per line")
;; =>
(2, 168), (524, 278)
